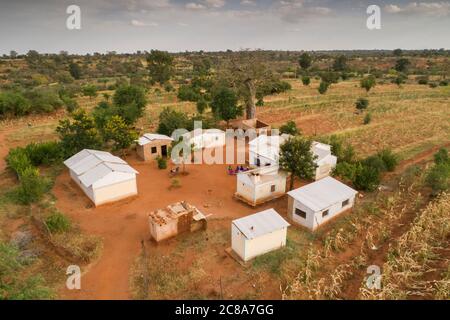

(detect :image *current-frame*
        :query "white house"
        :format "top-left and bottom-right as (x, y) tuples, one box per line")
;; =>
(248, 134), (291, 167)
(235, 166), (287, 206)
(312, 142), (338, 180)
(249, 136), (337, 180)
(287, 177), (357, 231)
(183, 129), (226, 150)
(64, 149), (139, 207)
(231, 208), (290, 262)
(136, 133), (173, 161)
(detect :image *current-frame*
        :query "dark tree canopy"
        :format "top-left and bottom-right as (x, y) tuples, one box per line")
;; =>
(210, 87), (242, 123)
(112, 85), (147, 125)
(147, 50), (174, 85)
(298, 52), (312, 70)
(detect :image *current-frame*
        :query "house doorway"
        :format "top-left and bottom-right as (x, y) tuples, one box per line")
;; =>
(161, 145), (168, 157)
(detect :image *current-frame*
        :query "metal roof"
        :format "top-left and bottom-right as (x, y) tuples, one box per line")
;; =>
(138, 133), (174, 146)
(232, 209), (290, 240)
(287, 177), (357, 212)
(64, 149), (138, 188)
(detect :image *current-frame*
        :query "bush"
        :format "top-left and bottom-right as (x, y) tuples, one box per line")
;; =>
(333, 162), (360, 182)
(0, 242), (53, 299)
(164, 83), (174, 92)
(15, 167), (50, 204)
(196, 98), (207, 114)
(24, 142), (63, 166)
(156, 156), (167, 170)
(363, 113), (372, 125)
(363, 155), (386, 173)
(352, 164), (380, 191)
(177, 85), (201, 102)
(301, 76), (311, 86)
(279, 120), (300, 135)
(439, 80), (449, 86)
(6, 147), (32, 176)
(429, 82), (438, 88)
(417, 77), (428, 85)
(426, 163), (449, 195)
(318, 81), (329, 94)
(45, 211), (71, 234)
(434, 148), (449, 165)
(355, 98), (369, 111)
(378, 149), (398, 172)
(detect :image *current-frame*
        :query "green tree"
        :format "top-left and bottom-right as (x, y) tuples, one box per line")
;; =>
(196, 98), (208, 114)
(393, 48), (403, 57)
(210, 87), (242, 125)
(279, 120), (300, 136)
(112, 85), (147, 125)
(298, 52), (312, 70)
(102, 115), (138, 153)
(56, 109), (103, 157)
(147, 50), (174, 85)
(157, 107), (191, 136)
(395, 58), (411, 73)
(69, 62), (81, 80)
(332, 55), (348, 72)
(434, 148), (449, 165)
(301, 76), (311, 86)
(318, 81), (329, 94)
(279, 137), (317, 190)
(15, 167), (50, 204)
(355, 98), (369, 111)
(352, 164), (380, 191)
(360, 75), (376, 92)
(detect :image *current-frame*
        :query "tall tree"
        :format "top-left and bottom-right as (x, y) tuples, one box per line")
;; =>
(69, 62), (81, 80)
(332, 55), (348, 72)
(102, 115), (138, 154)
(112, 85), (147, 125)
(298, 52), (312, 70)
(147, 50), (174, 85)
(211, 87), (242, 125)
(279, 137), (317, 190)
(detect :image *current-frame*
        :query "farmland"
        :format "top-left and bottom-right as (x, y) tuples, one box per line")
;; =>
(0, 51), (449, 300)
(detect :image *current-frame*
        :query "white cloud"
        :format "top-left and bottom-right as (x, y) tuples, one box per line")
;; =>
(276, 0), (332, 23)
(241, 0), (256, 6)
(384, 2), (450, 16)
(130, 19), (158, 27)
(204, 0), (226, 8)
(185, 3), (206, 10)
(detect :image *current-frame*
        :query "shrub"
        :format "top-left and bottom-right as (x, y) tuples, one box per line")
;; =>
(156, 156), (167, 170)
(426, 163), (450, 195)
(378, 149), (398, 172)
(352, 164), (380, 191)
(429, 82), (438, 88)
(301, 76), (311, 86)
(355, 98), (369, 111)
(24, 142), (63, 166)
(0, 242), (53, 299)
(318, 81), (329, 94)
(15, 167), (50, 204)
(45, 211), (71, 234)
(363, 113), (372, 125)
(334, 162), (360, 182)
(164, 83), (174, 92)
(279, 120), (300, 135)
(439, 80), (449, 86)
(6, 147), (32, 176)
(177, 85), (201, 102)
(196, 98), (207, 114)
(363, 155), (386, 173)
(434, 148), (449, 165)
(417, 77), (428, 85)
(256, 98), (264, 106)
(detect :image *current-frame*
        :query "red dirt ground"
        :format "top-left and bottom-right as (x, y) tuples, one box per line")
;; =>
(55, 147), (287, 300)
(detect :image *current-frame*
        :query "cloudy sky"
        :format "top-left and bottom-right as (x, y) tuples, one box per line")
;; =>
(0, 0), (449, 54)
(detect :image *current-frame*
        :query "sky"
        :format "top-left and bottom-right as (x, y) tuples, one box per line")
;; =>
(0, 0), (449, 54)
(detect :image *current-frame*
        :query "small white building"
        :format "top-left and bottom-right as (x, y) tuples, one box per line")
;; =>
(235, 166), (287, 207)
(64, 149), (139, 207)
(231, 209), (290, 262)
(312, 142), (338, 180)
(248, 134), (291, 167)
(136, 133), (173, 161)
(183, 129), (226, 150)
(249, 136), (337, 180)
(287, 177), (357, 231)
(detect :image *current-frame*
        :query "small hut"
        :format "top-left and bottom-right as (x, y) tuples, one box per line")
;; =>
(148, 202), (207, 242)
(137, 133), (173, 161)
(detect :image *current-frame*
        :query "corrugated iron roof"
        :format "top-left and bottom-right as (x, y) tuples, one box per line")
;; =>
(138, 133), (174, 146)
(287, 177), (357, 212)
(232, 208), (290, 240)
(64, 149), (138, 188)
